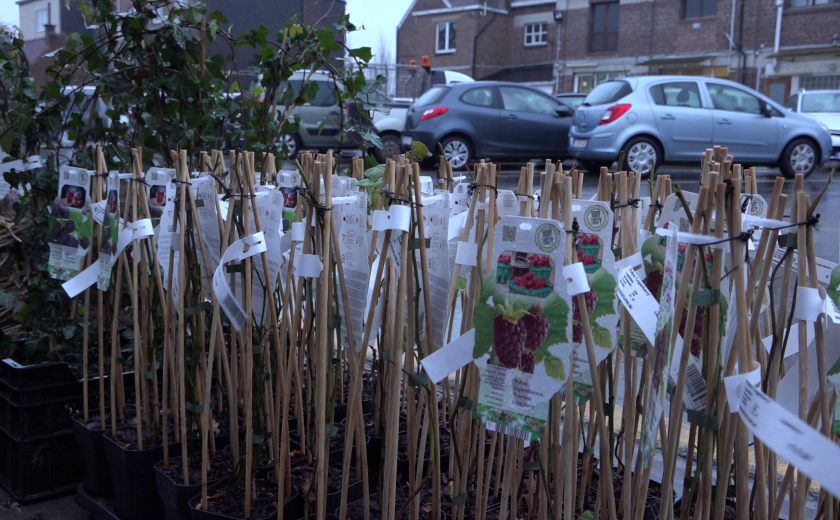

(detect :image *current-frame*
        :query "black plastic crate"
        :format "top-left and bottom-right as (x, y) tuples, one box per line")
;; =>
(0, 424), (84, 501)
(0, 359), (78, 390)
(0, 391), (80, 439)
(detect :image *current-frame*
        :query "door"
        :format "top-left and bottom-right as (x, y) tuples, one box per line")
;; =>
(648, 81), (714, 161)
(704, 82), (779, 162)
(764, 77), (791, 106)
(498, 86), (571, 159)
(458, 86), (503, 155)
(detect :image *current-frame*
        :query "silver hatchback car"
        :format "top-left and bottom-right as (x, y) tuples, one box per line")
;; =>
(568, 76), (833, 177)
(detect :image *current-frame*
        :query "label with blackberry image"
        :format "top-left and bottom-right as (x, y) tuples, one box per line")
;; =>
(147, 167), (175, 230)
(48, 166), (93, 281)
(473, 216), (572, 441)
(96, 171), (120, 291)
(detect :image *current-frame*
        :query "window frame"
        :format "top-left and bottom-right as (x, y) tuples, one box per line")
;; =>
(436, 21), (456, 54)
(460, 87), (497, 108)
(524, 22), (549, 47)
(35, 9), (49, 33)
(589, 2), (620, 53)
(788, 0), (840, 7)
(684, 0), (718, 19)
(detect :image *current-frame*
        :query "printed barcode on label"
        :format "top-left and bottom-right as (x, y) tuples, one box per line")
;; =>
(684, 362), (707, 409)
(485, 421), (529, 440)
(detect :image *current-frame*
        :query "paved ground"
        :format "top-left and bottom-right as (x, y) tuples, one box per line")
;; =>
(0, 486), (88, 519)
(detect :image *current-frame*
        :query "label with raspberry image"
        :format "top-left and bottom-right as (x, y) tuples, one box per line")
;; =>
(474, 216), (572, 441)
(48, 166), (94, 281)
(96, 171), (120, 291)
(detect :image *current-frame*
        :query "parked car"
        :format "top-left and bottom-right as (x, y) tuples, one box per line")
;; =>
(374, 70), (475, 160)
(568, 76), (833, 177)
(555, 93), (587, 109)
(785, 90), (840, 162)
(401, 82), (573, 169)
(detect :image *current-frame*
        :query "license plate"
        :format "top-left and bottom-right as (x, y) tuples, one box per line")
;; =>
(401, 136), (413, 147)
(573, 139), (588, 149)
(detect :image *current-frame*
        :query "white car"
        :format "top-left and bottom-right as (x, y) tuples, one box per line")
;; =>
(785, 90), (840, 161)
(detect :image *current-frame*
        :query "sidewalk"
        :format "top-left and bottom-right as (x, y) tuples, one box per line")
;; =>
(0, 486), (87, 520)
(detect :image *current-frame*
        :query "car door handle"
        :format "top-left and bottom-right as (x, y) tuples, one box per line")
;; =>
(505, 114), (518, 120)
(718, 119), (732, 125)
(660, 114), (676, 120)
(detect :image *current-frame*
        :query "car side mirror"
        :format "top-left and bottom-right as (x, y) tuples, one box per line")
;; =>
(556, 105), (572, 117)
(763, 103), (773, 118)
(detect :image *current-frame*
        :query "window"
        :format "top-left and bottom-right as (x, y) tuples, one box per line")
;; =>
(801, 93), (840, 113)
(799, 75), (840, 90)
(280, 80), (337, 107)
(461, 87), (495, 107)
(685, 0), (717, 18)
(415, 86), (450, 107)
(524, 23), (549, 46)
(36, 9), (48, 32)
(590, 3), (619, 53)
(785, 94), (799, 110)
(649, 82), (702, 108)
(499, 87), (558, 115)
(789, 0), (840, 7)
(436, 21), (456, 54)
(582, 79), (632, 104)
(707, 84), (762, 114)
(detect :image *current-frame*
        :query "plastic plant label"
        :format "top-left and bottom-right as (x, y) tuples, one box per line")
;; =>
(48, 166), (94, 281)
(96, 171), (121, 291)
(420, 190), (452, 353)
(421, 329), (476, 383)
(641, 225), (678, 469)
(146, 167), (175, 227)
(723, 363), (761, 413)
(774, 247), (835, 285)
(656, 191), (699, 233)
(334, 191), (370, 352)
(211, 232), (267, 331)
(738, 383), (840, 498)
(473, 216), (572, 441)
(276, 170), (301, 233)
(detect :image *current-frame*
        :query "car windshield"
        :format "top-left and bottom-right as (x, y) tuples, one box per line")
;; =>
(801, 93), (840, 113)
(415, 86), (450, 107)
(583, 80), (632, 105)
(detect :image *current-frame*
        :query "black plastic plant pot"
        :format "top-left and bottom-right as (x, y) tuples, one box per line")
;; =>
(104, 432), (180, 520)
(72, 412), (114, 499)
(0, 358), (78, 390)
(155, 459), (229, 520)
(188, 477), (302, 520)
(270, 461), (369, 516)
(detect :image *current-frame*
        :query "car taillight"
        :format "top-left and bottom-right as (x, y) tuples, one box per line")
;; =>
(421, 107), (448, 121)
(599, 104), (631, 125)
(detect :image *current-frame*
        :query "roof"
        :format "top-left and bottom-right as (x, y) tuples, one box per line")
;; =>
(22, 37), (50, 61)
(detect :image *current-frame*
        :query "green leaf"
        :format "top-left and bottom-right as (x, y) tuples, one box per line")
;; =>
(0, 290), (16, 309)
(592, 325), (613, 350)
(349, 47), (372, 62)
(457, 277), (467, 291)
(0, 130), (14, 154)
(542, 292), (569, 345)
(354, 178), (381, 188)
(544, 355), (566, 382)
(473, 303), (495, 358)
(579, 511), (595, 520)
(589, 267), (617, 322)
(828, 265), (840, 310)
(411, 141), (429, 161)
(364, 164), (385, 181)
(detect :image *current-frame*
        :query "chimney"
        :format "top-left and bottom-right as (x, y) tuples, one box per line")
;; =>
(44, 24), (55, 37)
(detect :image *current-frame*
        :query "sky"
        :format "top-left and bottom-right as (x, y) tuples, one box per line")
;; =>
(1, 0), (411, 60)
(344, 0), (413, 62)
(1, 0), (20, 27)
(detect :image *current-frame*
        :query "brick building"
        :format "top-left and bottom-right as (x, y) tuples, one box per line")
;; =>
(396, 0), (840, 102)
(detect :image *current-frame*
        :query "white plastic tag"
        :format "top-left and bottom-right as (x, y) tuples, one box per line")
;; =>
(294, 253), (324, 278)
(455, 241), (478, 267)
(563, 262), (590, 296)
(723, 364), (761, 413)
(421, 329), (476, 384)
(372, 204), (411, 233)
(291, 222), (306, 242)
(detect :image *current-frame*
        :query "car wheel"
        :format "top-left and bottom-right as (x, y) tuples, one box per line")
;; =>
(277, 133), (301, 159)
(441, 136), (472, 170)
(579, 160), (612, 174)
(380, 134), (402, 160)
(780, 138), (818, 179)
(621, 137), (661, 177)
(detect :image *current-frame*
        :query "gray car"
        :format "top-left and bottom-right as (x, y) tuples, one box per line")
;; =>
(568, 76), (833, 178)
(402, 82), (573, 169)
(784, 90), (840, 162)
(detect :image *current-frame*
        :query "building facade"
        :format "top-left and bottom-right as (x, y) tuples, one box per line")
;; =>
(396, 0), (840, 102)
